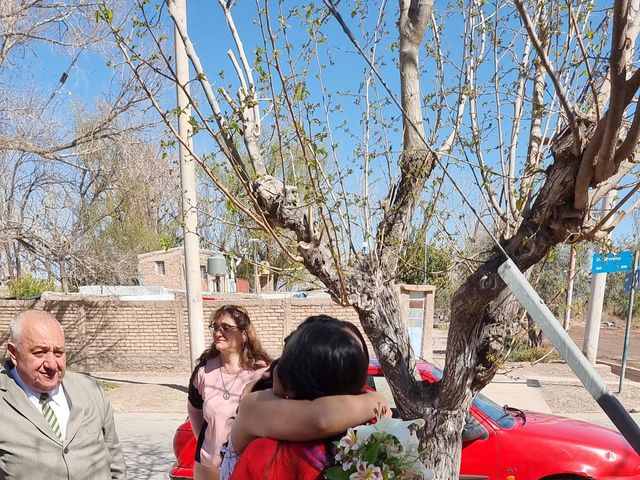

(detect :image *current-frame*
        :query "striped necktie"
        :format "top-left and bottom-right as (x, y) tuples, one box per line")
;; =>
(39, 393), (62, 440)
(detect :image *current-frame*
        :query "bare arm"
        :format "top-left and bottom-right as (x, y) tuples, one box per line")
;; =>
(231, 389), (387, 453)
(187, 370), (205, 438)
(187, 402), (205, 439)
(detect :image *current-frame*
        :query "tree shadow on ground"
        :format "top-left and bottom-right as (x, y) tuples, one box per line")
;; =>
(121, 435), (175, 480)
(89, 374), (188, 394)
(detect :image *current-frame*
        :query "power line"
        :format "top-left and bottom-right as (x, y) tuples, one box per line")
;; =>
(41, 48), (84, 112)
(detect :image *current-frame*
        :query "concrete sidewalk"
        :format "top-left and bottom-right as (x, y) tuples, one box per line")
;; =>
(481, 374), (551, 412)
(114, 413), (184, 480)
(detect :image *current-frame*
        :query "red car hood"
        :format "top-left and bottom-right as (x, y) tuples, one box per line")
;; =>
(497, 410), (640, 477)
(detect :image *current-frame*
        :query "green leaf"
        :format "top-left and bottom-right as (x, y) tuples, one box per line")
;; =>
(364, 436), (381, 463)
(323, 466), (350, 480)
(95, 5), (114, 24)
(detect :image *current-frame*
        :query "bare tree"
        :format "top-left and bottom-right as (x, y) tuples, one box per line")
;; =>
(1, 120), (180, 290)
(103, 0), (640, 476)
(0, 0), (182, 289)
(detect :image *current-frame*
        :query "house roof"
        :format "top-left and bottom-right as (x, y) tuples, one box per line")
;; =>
(137, 247), (218, 261)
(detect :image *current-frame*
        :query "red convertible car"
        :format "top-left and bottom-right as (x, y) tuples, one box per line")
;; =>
(170, 359), (640, 479)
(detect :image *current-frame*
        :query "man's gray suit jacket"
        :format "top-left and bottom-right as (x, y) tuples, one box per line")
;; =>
(0, 365), (126, 479)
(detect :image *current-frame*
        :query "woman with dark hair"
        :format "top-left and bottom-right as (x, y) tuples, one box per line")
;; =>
(221, 316), (386, 480)
(189, 305), (271, 480)
(275, 319), (368, 399)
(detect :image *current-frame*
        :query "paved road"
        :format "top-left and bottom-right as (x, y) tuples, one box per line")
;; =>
(569, 324), (640, 376)
(115, 413), (185, 480)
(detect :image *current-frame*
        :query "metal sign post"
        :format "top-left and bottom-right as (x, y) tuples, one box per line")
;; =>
(619, 250), (639, 393)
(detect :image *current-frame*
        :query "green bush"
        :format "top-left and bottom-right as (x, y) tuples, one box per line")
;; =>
(507, 342), (559, 363)
(8, 275), (55, 299)
(604, 272), (640, 319)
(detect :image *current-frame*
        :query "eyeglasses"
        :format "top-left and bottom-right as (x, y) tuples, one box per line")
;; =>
(209, 323), (240, 334)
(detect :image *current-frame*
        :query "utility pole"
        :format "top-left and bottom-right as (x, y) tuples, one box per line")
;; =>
(423, 230), (428, 284)
(173, 0), (205, 367)
(563, 245), (577, 330)
(249, 239), (261, 294)
(583, 190), (616, 364)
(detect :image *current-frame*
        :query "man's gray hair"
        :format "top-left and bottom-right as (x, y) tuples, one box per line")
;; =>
(9, 310), (63, 345)
(9, 312), (25, 345)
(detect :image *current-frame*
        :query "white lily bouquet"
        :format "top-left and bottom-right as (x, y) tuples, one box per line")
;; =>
(324, 416), (434, 480)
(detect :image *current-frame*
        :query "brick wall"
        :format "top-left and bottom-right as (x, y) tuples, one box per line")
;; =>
(0, 289), (432, 373)
(0, 298), (192, 372)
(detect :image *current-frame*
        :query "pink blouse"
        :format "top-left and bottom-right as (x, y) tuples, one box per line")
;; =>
(188, 357), (267, 469)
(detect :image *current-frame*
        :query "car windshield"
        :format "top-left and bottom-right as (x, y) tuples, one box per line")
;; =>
(426, 363), (516, 429)
(472, 393), (516, 428)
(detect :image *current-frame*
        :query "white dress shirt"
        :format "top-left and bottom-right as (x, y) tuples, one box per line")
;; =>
(9, 367), (71, 440)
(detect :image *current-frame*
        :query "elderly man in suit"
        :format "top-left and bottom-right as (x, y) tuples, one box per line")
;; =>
(0, 309), (126, 479)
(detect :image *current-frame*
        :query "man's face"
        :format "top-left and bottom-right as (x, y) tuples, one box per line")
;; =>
(8, 314), (67, 394)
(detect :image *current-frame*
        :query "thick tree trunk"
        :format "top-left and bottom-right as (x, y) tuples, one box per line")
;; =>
(427, 130), (589, 476)
(353, 278), (468, 479)
(420, 406), (468, 478)
(352, 276), (421, 410)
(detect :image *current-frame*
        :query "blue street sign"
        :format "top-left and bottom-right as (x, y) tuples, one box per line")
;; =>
(623, 269), (640, 292)
(592, 251), (634, 274)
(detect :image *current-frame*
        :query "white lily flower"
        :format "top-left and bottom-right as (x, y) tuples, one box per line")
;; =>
(367, 417), (424, 448)
(353, 422), (378, 445)
(339, 427), (360, 451)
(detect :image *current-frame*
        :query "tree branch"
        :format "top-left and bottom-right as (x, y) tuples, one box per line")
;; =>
(514, 0), (581, 156)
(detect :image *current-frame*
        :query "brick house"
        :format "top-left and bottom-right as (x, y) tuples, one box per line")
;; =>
(138, 247), (216, 292)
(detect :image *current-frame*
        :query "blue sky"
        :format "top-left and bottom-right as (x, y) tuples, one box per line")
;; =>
(20, 0), (639, 249)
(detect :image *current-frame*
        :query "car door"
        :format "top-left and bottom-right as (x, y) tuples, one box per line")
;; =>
(459, 409), (500, 480)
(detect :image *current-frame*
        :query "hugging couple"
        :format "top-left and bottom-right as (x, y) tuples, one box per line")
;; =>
(188, 305), (389, 480)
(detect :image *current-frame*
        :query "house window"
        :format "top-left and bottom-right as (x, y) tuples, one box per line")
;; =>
(155, 261), (166, 275)
(200, 266), (207, 279)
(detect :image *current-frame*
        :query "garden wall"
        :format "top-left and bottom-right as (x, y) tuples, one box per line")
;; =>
(0, 288), (434, 372)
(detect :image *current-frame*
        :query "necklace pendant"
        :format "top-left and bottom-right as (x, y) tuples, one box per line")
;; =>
(223, 391), (231, 400)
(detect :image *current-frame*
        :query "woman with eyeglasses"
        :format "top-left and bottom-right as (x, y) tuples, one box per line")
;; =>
(188, 305), (271, 480)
